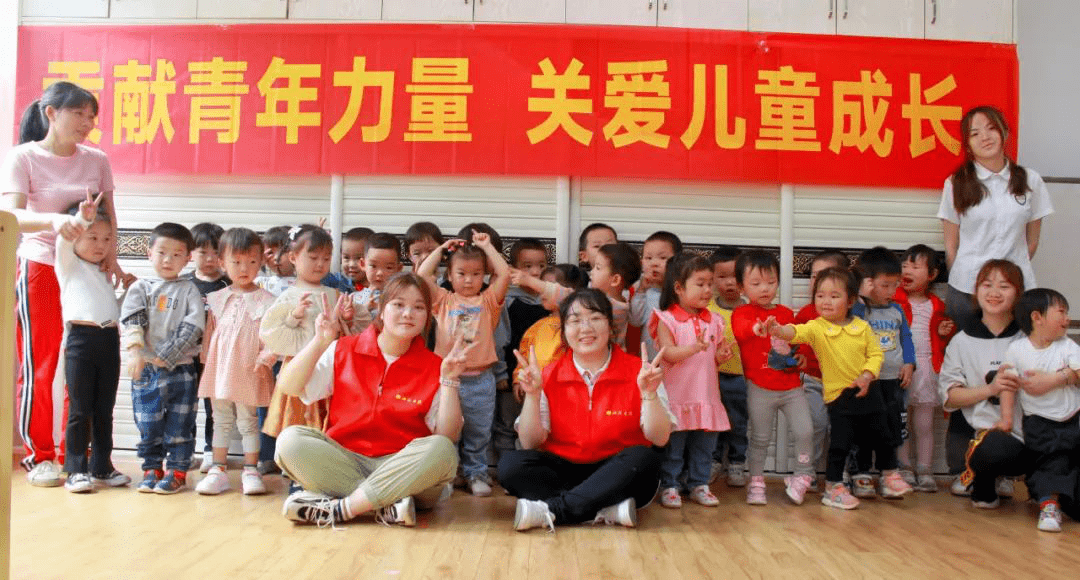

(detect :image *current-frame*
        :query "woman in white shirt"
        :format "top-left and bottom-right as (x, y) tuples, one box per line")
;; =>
(938, 106), (1053, 331)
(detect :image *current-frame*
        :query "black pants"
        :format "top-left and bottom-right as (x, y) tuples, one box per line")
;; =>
(498, 446), (662, 525)
(827, 385), (896, 482)
(946, 410), (976, 476)
(967, 430), (1032, 503)
(492, 389), (522, 459)
(854, 379), (904, 473)
(63, 325), (120, 476)
(1022, 413), (1080, 518)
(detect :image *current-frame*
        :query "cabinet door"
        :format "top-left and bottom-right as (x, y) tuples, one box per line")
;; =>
(22, 0), (108, 18)
(926, 0), (1013, 43)
(748, 0), (836, 35)
(658, 0), (748, 30)
(837, 0), (923, 39)
(197, 0), (288, 18)
(288, 0), (381, 20)
(474, 0), (563, 23)
(111, 0), (198, 19)
(382, 0), (474, 22)
(565, 0), (658, 26)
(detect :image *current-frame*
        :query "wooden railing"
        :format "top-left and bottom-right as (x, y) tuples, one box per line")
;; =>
(1, 211), (15, 580)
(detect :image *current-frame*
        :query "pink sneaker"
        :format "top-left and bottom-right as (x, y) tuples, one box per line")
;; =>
(746, 476), (767, 505)
(821, 482), (859, 510)
(784, 474), (814, 505)
(660, 487), (682, 508)
(689, 485), (719, 507)
(880, 470), (914, 499)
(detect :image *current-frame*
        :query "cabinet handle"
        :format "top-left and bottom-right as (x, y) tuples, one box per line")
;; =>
(827, 0), (834, 20)
(663, 1), (668, 9)
(842, 0), (848, 19)
(648, 1), (653, 9)
(931, 0), (937, 24)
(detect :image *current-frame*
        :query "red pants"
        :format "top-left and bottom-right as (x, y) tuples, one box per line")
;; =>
(15, 258), (66, 469)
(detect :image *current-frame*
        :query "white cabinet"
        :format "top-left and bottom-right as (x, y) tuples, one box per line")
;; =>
(749, 0), (835, 35)
(111, 0), (197, 19)
(566, 0), (658, 27)
(196, 0), (287, 18)
(382, 0), (474, 22)
(21, 0), (108, 18)
(837, 0), (923, 39)
(657, 0), (748, 30)
(288, 0), (381, 20)
(926, 0), (1012, 43)
(473, 0), (563, 23)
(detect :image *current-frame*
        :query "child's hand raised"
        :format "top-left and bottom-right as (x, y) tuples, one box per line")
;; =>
(694, 325), (709, 353)
(78, 189), (104, 223)
(716, 338), (735, 363)
(513, 346), (543, 398)
(638, 344), (666, 394)
(938, 318), (955, 337)
(335, 293), (354, 323)
(314, 293), (340, 343)
(470, 230), (491, 249)
(509, 268), (526, 287)
(292, 292), (313, 321)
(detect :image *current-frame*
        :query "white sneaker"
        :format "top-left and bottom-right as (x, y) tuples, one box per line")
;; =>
(514, 498), (556, 533)
(195, 466), (231, 495)
(241, 468), (267, 495)
(27, 460), (62, 487)
(376, 496), (417, 527)
(950, 476), (972, 497)
(996, 477), (1015, 498)
(199, 453), (215, 474)
(972, 497), (1000, 509)
(65, 473), (93, 494)
(468, 477), (493, 497)
(282, 491), (338, 527)
(593, 497), (637, 527)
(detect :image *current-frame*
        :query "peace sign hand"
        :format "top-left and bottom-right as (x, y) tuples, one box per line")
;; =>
(78, 189), (105, 223)
(694, 325), (709, 353)
(513, 347), (543, 397)
(314, 293), (340, 343)
(441, 334), (478, 381)
(638, 342), (665, 394)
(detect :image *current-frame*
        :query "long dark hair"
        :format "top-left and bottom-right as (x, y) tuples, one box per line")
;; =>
(950, 106), (1029, 216)
(659, 253), (710, 311)
(19, 82), (99, 144)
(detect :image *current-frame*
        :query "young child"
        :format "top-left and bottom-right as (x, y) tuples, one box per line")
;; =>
(764, 267), (900, 510)
(195, 228), (276, 496)
(513, 265), (589, 399)
(353, 232), (402, 323)
(54, 193), (130, 492)
(185, 222), (230, 473)
(707, 246), (749, 487)
(417, 231), (510, 497)
(255, 225), (296, 297)
(590, 242), (641, 349)
(578, 222), (617, 268)
(894, 244), (955, 491)
(851, 247), (916, 498)
(650, 254), (732, 508)
(405, 221), (444, 271)
(323, 226), (373, 293)
(1001, 288), (1080, 533)
(121, 222), (206, 494)
(730, 250), (815, 505)
(631, 231), (682, 359)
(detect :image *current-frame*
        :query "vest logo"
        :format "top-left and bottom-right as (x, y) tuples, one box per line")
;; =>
(394, 393), (424, 406)
(605, 409), (634, 417)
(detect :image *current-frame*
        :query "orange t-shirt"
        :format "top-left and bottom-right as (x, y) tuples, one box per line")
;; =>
(433, 286), (502, 371)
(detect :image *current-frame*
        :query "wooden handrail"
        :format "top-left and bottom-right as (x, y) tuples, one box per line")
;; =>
(1, 211), (16, 580)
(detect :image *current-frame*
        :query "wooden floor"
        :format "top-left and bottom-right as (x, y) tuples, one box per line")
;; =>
(7, 458), (1080, 580)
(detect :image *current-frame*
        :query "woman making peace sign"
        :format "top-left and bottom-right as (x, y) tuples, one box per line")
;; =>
(498, 288), (674, 532)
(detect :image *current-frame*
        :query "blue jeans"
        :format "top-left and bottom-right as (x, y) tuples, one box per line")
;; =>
(662, 430), (720, 489)
(715, 373), (748, 464)
(131, 362), (198, 472)
(458, 369), (496, 480)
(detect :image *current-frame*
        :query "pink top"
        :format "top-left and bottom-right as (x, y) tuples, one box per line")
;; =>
(1, 142), (115, 265)
(199, 287), (276, 407)
(651, 305), (730, 432)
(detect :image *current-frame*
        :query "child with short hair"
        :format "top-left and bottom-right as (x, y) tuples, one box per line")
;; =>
(256, 225), (296, 297)
(195, 228), (276, 496)
(731, 250), (815, 505)
(851, 246), (916, 498)
(405, 221), (444, 270)
(651, 254), (733, 508)
(121, 222), (206, 494)
(417, 231), (510, 497)
(591, 242), (641, 349)
(353, 232), (402, 323)
(1001, 288), (1080, 532)
(631, 231), (682, 359)
(707, 246), (749, 487)
(894, 244), (955, 491)
(55, 193), (130, 493)
(323, 226), (373, 293)
(764, 267), (895, 509)
(578, 222), (618, 268)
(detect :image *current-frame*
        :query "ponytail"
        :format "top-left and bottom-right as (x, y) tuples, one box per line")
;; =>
(18, 100), (47, 144)
(17, 82), (99, 145)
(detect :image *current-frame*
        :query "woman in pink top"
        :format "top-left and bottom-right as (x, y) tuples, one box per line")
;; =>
(1, 82), (122, 487)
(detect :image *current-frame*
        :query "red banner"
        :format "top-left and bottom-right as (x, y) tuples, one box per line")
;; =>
(16, 24), (1017, 187)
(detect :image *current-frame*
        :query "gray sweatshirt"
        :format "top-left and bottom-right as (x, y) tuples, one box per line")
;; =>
(120, 277), (205, 369)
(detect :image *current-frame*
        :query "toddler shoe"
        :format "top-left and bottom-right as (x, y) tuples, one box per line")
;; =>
(660, 486), (683, 508)
(91, 470), (131, 488)
(137, 469), (163, 493)
(242, 466), (267, 495)
(784, 474), (814, 505)
(154, 470), (187, 495)
(996, 477), (1015, 498)
(915, 473), (938, 493)
(950, 475), (972, 496)
(196, 465), (231, 495)
(257, 459), (281, 475)
(27, 460), (62, 487)
(65, 472), (93, 494)
(727, 463), (748, 487)
(879, 470), (913, 499)
(689, 485), (719, 507)
(199, 453), (214, 474)
(1038, 501), (1062, 533)
(822, 482), (859, 510)
(852, 473), (876, 498)
(468, 476), (493, 497)
(898, 468), (917, 487)
(746, 476), (767, 505)
(971, 497), (1000, 509)
(708, 461), (723, 485)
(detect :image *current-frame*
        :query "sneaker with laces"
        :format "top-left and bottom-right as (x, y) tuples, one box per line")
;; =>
(822, 482), (859, 510)
(27, 460), (62, 487)
(137, 470), (162, 493)
(1038, 502), (1063, 533)
(593, 497), (637, 527)
(283, 491), (340, 527)
(852, 474), (876, 498)
(154, 470), (187, 495)
(898, 468), (917, 487)
(91, 470), (131, 487)
(996, 477), (1015, 498)
(660, 486), (683, 508)
(468, 476), (493, 497)
(376, 496), (417, 527)
(879, 471), (913, 499)
(689, 485), (720, 507)
(195, 466), (231, 495)
(950, 476), (972, 496)
(784, 474), (814, 505)
(746, 476), (767, 505)
(514, 498), (556, 533)
(65, 473), (93, 494)
(727, 463), (747, 487)
(972, 497), (1001, 509)
(257, 460), (281, 476)
(199, 453), (214, 474)
(915, 473), (938, 493)
(242, 467), (267, 495)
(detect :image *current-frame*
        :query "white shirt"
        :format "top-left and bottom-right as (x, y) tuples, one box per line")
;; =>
(938, 326), (1024, 441)
(53, 216), (121, 327)
(1004, 336), (1080, 422)
(937, 163), (1053, 293)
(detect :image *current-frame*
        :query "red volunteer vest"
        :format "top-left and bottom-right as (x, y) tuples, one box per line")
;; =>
(325, 325), (442, 457)
(893, 287), (954, 373)
(541, 346), (652, 464)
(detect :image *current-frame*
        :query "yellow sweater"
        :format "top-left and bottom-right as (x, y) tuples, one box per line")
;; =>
(791, 317), (883, 403)
(707, 297), (743, 375)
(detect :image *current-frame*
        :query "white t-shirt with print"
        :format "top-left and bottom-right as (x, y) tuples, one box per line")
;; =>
(1004, 336), (1080, 422)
